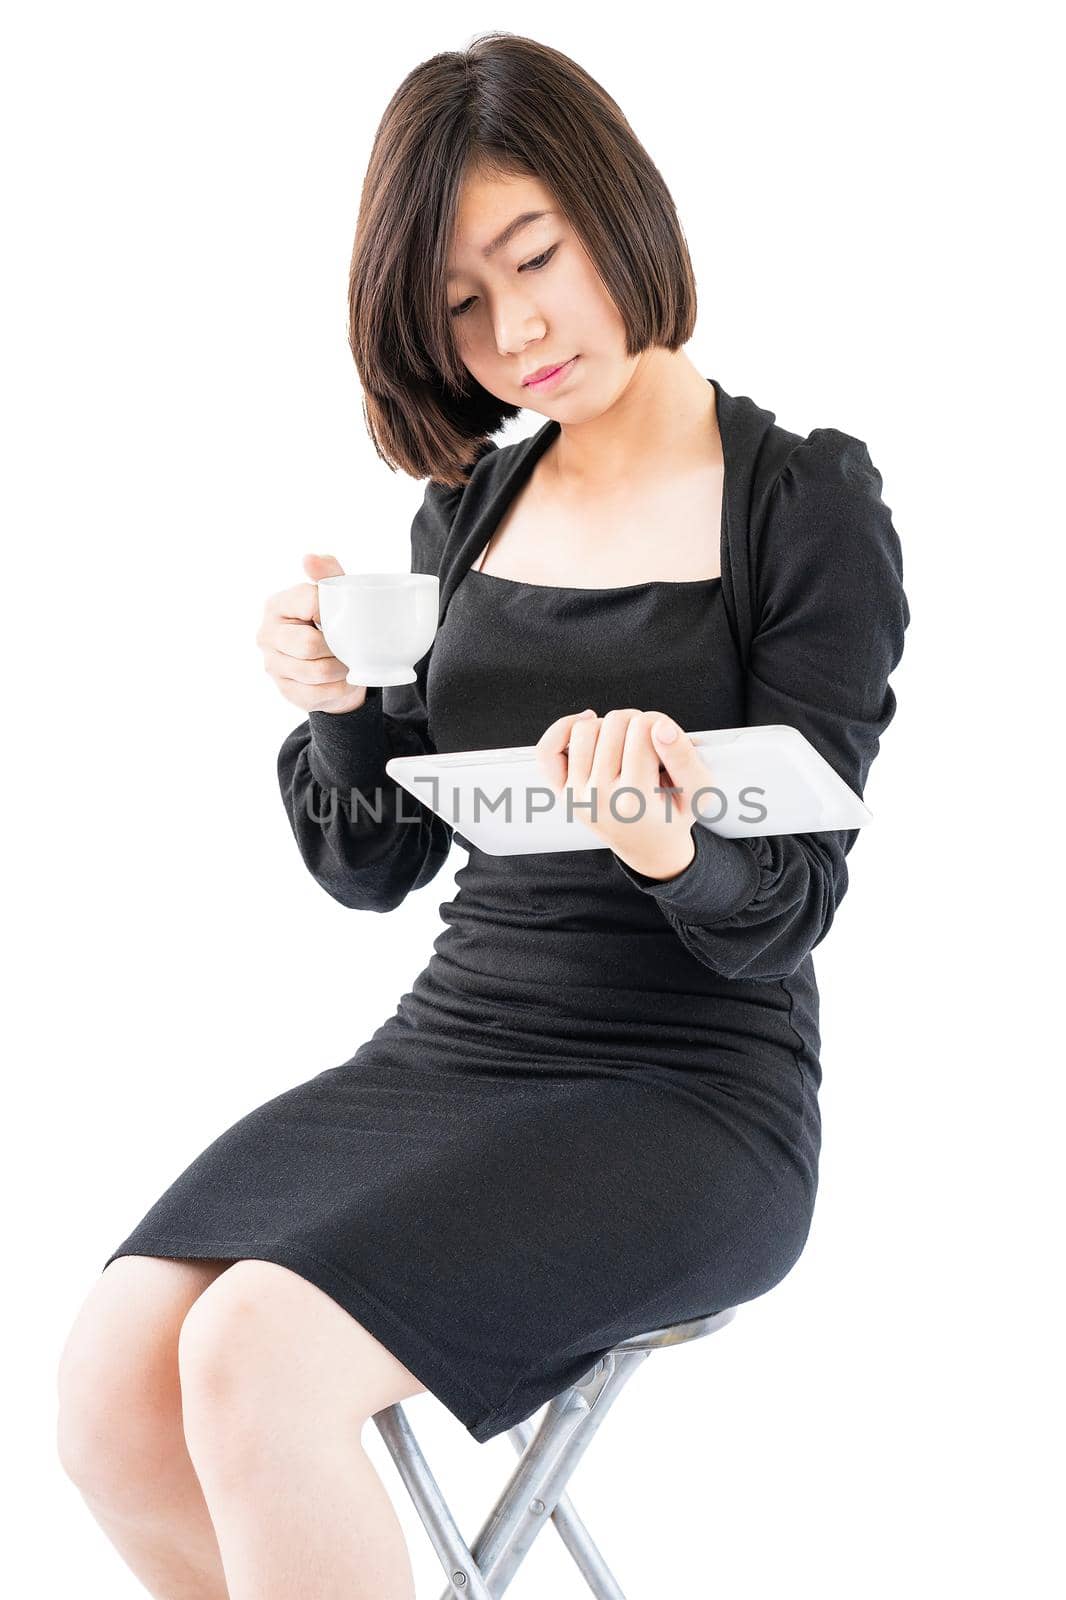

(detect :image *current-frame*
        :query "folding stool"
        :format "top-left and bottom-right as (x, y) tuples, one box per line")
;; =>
(373, 1306), (736, 1598)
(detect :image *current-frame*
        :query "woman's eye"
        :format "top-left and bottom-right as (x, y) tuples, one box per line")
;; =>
(449, 244), (559, 318)
(519, 246), (557, 273)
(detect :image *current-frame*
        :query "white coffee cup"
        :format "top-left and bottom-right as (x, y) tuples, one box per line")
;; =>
(316, 573), (440, 687)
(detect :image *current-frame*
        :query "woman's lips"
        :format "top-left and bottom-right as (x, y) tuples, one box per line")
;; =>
(523, 356), (579, 392)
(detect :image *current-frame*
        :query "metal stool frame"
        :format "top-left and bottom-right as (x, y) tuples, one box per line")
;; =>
(373, 1307), (737, 1599)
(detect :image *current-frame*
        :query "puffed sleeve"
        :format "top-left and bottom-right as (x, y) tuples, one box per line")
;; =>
(612, 427), (910, 980)
(276, 476), (463, 912)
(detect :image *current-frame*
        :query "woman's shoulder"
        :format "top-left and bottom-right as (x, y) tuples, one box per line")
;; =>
(716, 377), (887, 508)
(748, 419), (907, 652)
(410, 425), (554, 567)
(755, 423), (899, 575)
(409, 438), (505, 570)
(774, 425), (891, 503)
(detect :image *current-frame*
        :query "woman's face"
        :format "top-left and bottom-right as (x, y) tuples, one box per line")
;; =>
(445, 170), (634, 415)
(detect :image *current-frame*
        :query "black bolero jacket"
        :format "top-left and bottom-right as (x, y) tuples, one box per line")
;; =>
(278, 376), (910, 983)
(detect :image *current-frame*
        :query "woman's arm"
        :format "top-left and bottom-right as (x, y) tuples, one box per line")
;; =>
(612, 427), (910, 980)
(276, 476), (462, 912)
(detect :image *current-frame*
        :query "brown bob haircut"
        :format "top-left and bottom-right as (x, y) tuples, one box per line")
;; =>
(349, 31), (698, 488)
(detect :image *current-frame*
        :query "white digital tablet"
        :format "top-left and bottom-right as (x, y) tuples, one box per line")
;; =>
(384, 724), (872, 857)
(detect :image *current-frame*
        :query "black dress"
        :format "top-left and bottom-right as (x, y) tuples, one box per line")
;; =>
(103, 377), (908, 1444)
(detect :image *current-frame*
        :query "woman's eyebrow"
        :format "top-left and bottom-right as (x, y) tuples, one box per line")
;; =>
(447, 211), (555, 280)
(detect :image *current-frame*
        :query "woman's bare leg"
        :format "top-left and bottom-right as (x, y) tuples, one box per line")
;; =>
(178, 1259), (428, 1600)
(57, 1254), (235, 1600)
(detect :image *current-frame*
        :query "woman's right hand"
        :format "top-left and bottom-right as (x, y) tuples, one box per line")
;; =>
(257, 554), (369, 714)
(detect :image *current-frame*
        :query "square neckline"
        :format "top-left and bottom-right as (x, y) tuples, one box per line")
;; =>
(465, 376), (727, 596)
(467, 568), (723, 594)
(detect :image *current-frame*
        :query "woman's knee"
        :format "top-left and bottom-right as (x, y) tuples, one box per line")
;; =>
(56, 1255), (231, 1507)
(177, 1260), (426, 1459)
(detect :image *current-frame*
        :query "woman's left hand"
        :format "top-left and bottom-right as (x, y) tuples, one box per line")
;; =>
(534, 707), (712, 882)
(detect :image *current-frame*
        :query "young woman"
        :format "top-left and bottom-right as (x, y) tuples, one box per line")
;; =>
(57, 32), (909, 1600)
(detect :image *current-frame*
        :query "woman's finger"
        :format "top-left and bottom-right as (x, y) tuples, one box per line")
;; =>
(589, 709), (643, 789)
(265, 646), (351, 686)
(619, 713), (663, 799)
(535, 708), (598, 792)
(261, 617), (340, 660)
(561, 711), (603, 792)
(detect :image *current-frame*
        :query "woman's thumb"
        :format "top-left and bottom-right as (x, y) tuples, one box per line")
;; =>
(651, 718), (708, 792)
(302, 552), (346, 580)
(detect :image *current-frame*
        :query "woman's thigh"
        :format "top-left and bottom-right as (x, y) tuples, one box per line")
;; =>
(176, 1260), (428, 1433)
(57, 1255), (236, 1499)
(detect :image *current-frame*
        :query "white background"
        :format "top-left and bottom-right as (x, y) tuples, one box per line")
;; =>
(4, 4), (1061, 1596)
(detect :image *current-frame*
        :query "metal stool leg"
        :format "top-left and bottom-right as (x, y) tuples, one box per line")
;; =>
(374, 1348), (648, 1598)
(440, 1349), (647, 1598)
(374, 1401), (495, 1600)
(504, 1417), (627, 1600)
(375, 1312), (738, 1596)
